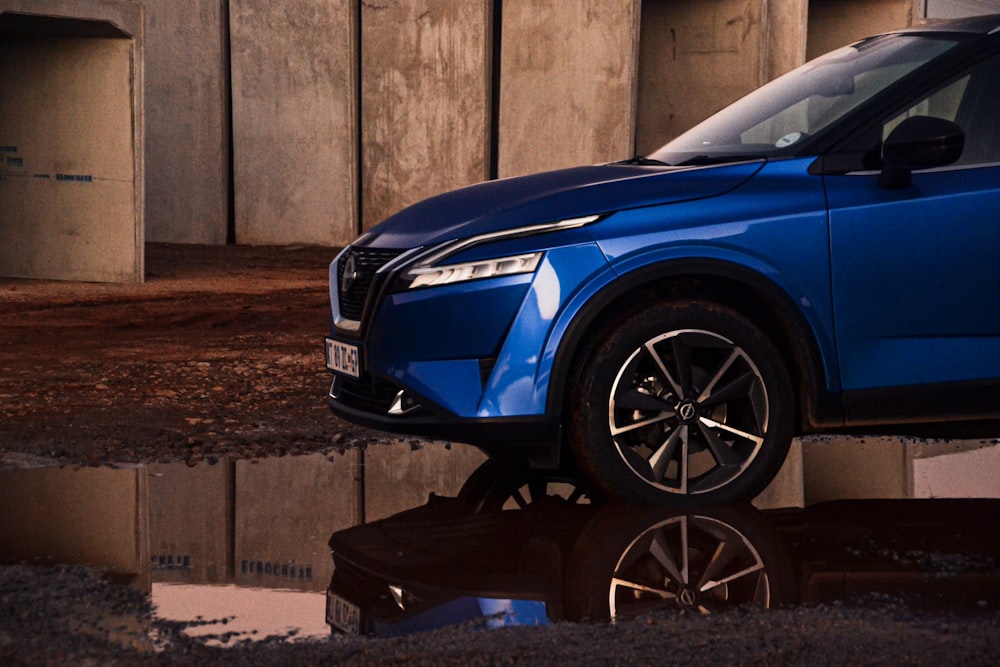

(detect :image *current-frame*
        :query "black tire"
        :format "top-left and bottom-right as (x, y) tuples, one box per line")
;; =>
(567, 300), (793, 506)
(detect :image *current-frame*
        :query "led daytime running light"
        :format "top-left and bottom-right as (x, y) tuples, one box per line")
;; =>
(408, 253), (542, 289)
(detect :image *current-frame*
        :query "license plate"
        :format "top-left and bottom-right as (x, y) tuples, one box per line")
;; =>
(326, 591), (362, 634)
(325, 338), (360, 378)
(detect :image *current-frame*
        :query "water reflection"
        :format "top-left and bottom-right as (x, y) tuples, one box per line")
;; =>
(0, 439), (998, 645)
(328, 462), (1000, 636)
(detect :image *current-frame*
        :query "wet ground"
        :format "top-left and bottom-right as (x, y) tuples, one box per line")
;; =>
(2, 244), (1000, 664)
(2, 442), (1000, 664)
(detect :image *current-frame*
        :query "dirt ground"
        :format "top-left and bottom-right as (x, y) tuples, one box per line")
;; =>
(0, 243), (376, 469)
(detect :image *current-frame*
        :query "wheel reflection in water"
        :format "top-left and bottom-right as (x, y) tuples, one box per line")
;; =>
(609, 513), (769, 618)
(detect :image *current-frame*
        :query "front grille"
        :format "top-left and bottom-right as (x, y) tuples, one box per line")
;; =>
(337, 247), (405, 322)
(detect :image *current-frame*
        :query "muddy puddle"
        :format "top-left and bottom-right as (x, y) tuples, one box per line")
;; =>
(1, 438), (999, 645)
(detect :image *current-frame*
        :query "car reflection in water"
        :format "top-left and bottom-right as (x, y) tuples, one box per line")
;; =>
(326, 460), (1000, 637)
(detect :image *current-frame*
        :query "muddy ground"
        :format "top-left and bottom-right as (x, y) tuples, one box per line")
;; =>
(0, 243), (376, 468)
(2, 244), (1000, 665)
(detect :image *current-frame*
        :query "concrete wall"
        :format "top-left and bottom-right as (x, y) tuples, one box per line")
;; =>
(0, 465), (150, 590)
(143, 0), (228, 244)
(6, 2), (981, 260)
(636, 0), (809, 155)
(360, 0), (490, 229)
(806, 0), (921, 60)
(926, 0), (1000, 18)
(364, 441), (488, 522)
(148, 461), (233, 584)
(234, 453), (355, 591)
(498, 0), (640, 177)
(801, 436), (1000, 504)
(230, 0), (356, 246)
(764, 0), (810, 81)
(0, 1), (143, 282)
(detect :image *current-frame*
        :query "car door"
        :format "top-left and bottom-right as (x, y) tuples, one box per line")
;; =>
(824, 51), (1000, 422)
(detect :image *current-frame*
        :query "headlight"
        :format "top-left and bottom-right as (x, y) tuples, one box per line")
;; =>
(400, 214), (599, 290)
(405, 252), (542, 289)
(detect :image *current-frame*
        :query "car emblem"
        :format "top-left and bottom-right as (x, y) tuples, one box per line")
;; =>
(678, 401), (697, 422)
(342, 254), (358, 295)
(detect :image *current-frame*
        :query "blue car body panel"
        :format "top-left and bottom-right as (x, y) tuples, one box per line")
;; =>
(590, 158), (839, 389)
(361, 163), (762, 250)
(826, 164), (1000, 393)
(478, 244), (612, 417)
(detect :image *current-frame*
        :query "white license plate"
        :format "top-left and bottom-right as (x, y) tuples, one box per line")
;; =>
(326, 591), (362, 634)
(326, 338), (360, 378)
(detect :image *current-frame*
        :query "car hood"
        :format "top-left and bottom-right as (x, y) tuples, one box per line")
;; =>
(360, 160), (765, 249)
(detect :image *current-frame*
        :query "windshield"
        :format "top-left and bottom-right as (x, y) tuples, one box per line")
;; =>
(649, 34), (959, 166)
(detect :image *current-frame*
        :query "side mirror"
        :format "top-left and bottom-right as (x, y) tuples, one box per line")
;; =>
(879, 116), (964, 189)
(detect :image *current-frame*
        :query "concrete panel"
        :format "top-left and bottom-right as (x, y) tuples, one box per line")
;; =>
(911, 440), (1000, 498)
(763, 0), (809, 81)
(0, 0), (142, 34)
(801, 436), (909, 504)
(0, 466), (150, 589)
(636, 0), (769, 154)
(230, 0), (357, 246)
(234, 453), (355, 591)
(753, 439), (805, 509)
(361, 0), (490, 229)
(144, 0), (228, 244)
(363, 441), (488, 522)
(149, 461), (233, 584)
(803, 435), (1000, 503)
(0, 6), (143, 282)
(499, 0), (640, 178)
(806, 0), (920, 60)
(926, 0), (1000, 18)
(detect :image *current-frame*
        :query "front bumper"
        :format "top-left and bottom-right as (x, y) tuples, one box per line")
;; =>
(325, 241), (612, 455)
(326, 372), (558, 448)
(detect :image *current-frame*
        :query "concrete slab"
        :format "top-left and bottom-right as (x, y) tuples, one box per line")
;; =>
(360, 0), (490, 229)
(912, 440), (1000, 498)
(230, 0), (357, 246)
(0, 1), (143, 283)
(637, 0), (772, 153)
(0, 465), (150, 590)
(498, 0), (640, 178)
(234, 452), (355, 591)
(802, 435), (1000, 503)
(143, 0), (229, 244)
(149, 461), (233, 584)
(363, 441), (488, 522)
(754, 439), (805, 509)
(806, 0), (920, 60)
(802, 436), (910, 504)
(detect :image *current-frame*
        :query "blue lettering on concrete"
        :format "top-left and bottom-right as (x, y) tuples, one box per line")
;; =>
(151, 553), (193, 570)
(240, 559), (314, 580)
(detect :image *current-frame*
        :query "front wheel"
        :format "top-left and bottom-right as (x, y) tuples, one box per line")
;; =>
(567, 300), (794, 506)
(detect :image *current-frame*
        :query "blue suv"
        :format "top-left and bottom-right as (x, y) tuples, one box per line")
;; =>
(326, 15), (1000, 505)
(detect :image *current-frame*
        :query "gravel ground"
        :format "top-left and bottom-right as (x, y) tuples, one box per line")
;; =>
(2, 563), (999, 666)
(2, 244), (1000, 665)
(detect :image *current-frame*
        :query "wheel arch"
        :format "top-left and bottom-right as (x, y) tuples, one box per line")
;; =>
(547, 258), (844, 434)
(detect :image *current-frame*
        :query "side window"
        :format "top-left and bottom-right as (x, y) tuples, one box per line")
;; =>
(882, 53), (1000, 166)
(882, 75), (968, 139)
